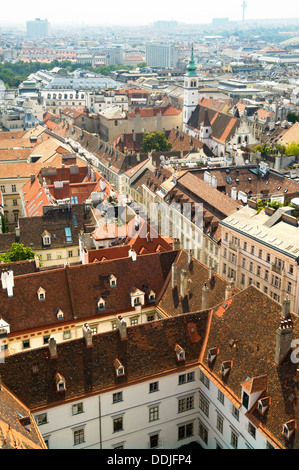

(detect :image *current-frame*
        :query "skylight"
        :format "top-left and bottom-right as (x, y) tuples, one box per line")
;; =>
(65, 227), (72, 243)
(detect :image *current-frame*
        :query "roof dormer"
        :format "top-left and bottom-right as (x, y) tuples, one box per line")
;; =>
(148, 290), (156, 303)
(129, 287), (145, 308)
(54, 372), (66, 392)
(37, 287), (46, 301)
(207, 347), (218, 364)
(0, 315), (10, 337)
(257, 397), (270, 415)
(282, 419), (296, 440)
(97, 297), (105, 310)
(109, 274), (117, 287)
(241, 374), (268, 410)
(220, 360), (232, 377)
(56, 308), (64, 320)
(113, 358), (125, 377)
(175, 344), (185, 362)
(42, 230), (51, 246)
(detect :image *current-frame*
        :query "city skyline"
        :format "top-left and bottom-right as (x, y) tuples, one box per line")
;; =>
(0, 0), (298, 27)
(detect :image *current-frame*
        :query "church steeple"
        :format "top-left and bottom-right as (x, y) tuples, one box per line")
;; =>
(183, 43), (199, 131)
(187, 44), (197, 76)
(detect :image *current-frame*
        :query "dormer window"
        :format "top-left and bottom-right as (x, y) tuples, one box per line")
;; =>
(54, 373), (66, 392)
(129, 287), (145, 307)
(42, 230), (51, 246)
(109, 275), (117, 287)
(257, 397), (270, 415)
(207, 347), (218, 364)
(56, 308), (64, 320)
(37, 287), (46, 301)
(114, 359), (125, 377)
(282, 420), (296, 440)
(97, 297), (105, 310)
(175, 344), (185, 362)
(220, 361), (232, 377)
(148, 290), (156, 302)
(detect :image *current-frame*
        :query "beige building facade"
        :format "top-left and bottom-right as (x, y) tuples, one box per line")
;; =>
(220, 202), (299, 314)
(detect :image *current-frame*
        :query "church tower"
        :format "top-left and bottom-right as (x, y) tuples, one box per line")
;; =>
(183, 44), (199, 132)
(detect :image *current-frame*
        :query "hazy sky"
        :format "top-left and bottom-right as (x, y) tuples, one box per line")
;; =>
(1, 0), (298, 26)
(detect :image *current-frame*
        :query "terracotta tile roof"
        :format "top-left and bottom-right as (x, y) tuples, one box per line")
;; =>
(87, 220), (173, 263)
(0, 250), (178, 335)
(157, 250), (239, 316)
(18, 203), (91, 252)
(0, 383), (46, 449)
(177, 172), (241, 217)
(127, 104), (181, 118)
(188, 105), (240, 144)
(201, 285), (299, 449)
(0, 308), (210, 410)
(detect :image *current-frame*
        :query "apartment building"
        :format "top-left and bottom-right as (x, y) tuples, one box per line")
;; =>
(145, 43), (181, 69)
(220, 202), (299, 314)
(0, 283), (297, 449)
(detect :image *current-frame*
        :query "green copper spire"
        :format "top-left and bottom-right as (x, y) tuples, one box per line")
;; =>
(187, 44), (197, 76)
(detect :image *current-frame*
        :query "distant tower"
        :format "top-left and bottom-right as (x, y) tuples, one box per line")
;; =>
(183, 44), (199, 132)
(242, 0), (247, 23)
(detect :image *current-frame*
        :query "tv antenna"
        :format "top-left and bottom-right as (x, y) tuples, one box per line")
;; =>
(242, 0), (247, 22)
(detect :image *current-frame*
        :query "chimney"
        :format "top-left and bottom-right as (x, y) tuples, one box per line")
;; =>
(173, 238), (180, 250)
(48, 336), (58, 358)
(282, 296), (291, 319)
(117, 316), (127, 340)
(275, 319), (293, 365)
(171, 262), (177, 289)
(225, 280), (234, 300)
(1, 271), (14, 298)
(202, 282), (210, 309)
(30, 174), (35, 184)
(180, 268), (188, 298)
(82, 323), (93, 347)
(128, 248), (137, 262)
(208, 265), (214, 281)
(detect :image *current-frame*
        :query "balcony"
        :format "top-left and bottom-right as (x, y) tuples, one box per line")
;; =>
(272, 264), (282, 275)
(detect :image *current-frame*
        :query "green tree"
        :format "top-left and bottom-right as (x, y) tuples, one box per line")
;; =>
(287, 112), (299, 124)
(0, 243), (36, 263)
(285, 142), (299, 157)
(141, 132), (172, 153)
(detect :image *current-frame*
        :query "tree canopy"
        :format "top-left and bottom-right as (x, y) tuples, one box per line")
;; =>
(141, 132), (172, 153)
(0, 243), (36, 263)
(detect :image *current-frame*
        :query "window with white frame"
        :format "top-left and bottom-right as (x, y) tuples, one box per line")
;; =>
(199, 370), (210, 389)
(73, 428), (85, 445)
(231, 429), (238, 448)
(198, 420), (208, 444)
(113, 392), (123, 404)
(72, 403), (83, 415)
(149, 405), (159, 422)
(178, 395), (194, 413)
(35, 413), (47, 425)
(178, 422), (193, 440)
(199, 393), (209, 417)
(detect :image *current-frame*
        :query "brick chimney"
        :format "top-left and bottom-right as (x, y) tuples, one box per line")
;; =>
(275, 319), (293, 365)
(82, 323), (93, 347)
(117, 316), (127, 340)
(225, 280), (235, 300)
(282, 296), (291, 319)
(180, 268), (188, 298)
(171, 262), (177, 289)
(48, 336), (58, 358)
(202, 282), (210, 310)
